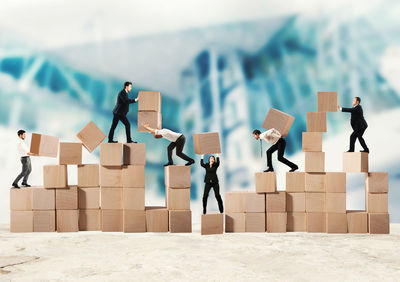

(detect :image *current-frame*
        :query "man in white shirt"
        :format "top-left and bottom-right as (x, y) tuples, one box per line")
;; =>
(143, 124), (195, 166)
(12, 130), (34, 188)
(253, 128), (298, 172)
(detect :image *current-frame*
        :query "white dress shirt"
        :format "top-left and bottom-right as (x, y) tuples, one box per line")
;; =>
(260, 128), (281, 145)
(155, 129), (182, 142)
(17, 138), (29, 157)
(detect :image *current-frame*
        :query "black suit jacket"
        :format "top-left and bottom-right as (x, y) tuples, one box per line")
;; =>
(112, 90), (137, 116)
(342, 104), (368, 130)
(200, 157), (220, 184)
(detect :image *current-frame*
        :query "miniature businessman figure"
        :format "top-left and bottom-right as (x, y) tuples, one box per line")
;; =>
(12, 130), (35, 188)
(253, 128), (298, 172)
(108, 81), (138, 143)
(338, 96), (369, 153)
(200, 154), (224, 215)
(143, 124), (195, 166)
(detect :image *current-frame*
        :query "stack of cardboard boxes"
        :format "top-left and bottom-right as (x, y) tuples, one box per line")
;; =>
(137, 91), (162, 132)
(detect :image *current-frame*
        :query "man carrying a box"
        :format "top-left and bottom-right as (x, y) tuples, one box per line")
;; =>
(12, 130), (34, 188)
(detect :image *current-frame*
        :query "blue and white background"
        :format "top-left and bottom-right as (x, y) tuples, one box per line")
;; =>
(1, 0), (399, 223)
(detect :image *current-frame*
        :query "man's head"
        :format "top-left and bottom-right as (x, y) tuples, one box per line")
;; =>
(17, 130), (26, 140)
(252, 129), (261, 140)
(353, 97), (361, 106)
(124, 81), (133, 92)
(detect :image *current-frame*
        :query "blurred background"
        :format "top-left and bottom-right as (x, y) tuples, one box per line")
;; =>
(1, 0), (399, 224)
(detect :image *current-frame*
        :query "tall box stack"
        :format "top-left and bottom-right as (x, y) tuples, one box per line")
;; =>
(78, 164), (100, 231)
(365, 173), (389, 234)
(286, 172), (306, 232)
(325, 172), (347, 233)
(137, 91), (162, 132)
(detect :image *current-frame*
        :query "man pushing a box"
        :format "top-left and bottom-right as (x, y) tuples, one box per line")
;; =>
(12, 130), (35, 188)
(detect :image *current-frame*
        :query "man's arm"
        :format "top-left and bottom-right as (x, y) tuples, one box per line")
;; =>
(143, 124), (156, 134)
(200, 156), (206, 168)
(120, 92), (137, 104)
(215, 156), (220, 168)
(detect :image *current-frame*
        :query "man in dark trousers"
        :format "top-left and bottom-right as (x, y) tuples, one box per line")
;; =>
(12, 130), (34, 188)
(338, 96), (369, 153)
(108, 81), (138, 143)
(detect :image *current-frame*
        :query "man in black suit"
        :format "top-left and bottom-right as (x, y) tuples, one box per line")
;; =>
(108, 81), (138, 143)
(338, 96), (369, 153)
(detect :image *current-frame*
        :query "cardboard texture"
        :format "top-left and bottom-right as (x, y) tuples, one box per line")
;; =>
(78, 187), (100, 209)
(325, 172), (346, 193)
(10, 211), (33, 232)
(255, 172), (277, 193)
(123, 210), (146, 233)
(287, 212), (306, 232)
(267, 212), (287, 233)
(76, 121), (106, 153)
(306, 212), (326, 233)
(368, 213), (390, 234)
(342, 152), (369, 173)
(100, 166), (122, 187)
(306, 192), (326, 213)
(366, 193), (388, 213)
(365, 172), (388, 193)
(302, 132), (323, 152)
(305, 173), (326, 192)
(101, 210), (123, 232)
(225, 192), (246, 213)
(225, 213), (246, 233)
(138, 91), (161, 112)
(101, 188), (123, 210)
(192, 132), (221, 155)
(122, 165), (145, 188)
(317, 92), (338, 112)
(286, 172), (305, 192)
(305, 152), (325, 172)
(165, 165), (191, 188)
(79, 209), (101, 231)
(59, 142), (82, 165)
(245, 213), (265, 232)
(100, 143), (123, 166)
(55, 186), (78, 210)
(123, 188), (145, 210)
(123, 143), (146, 165)
(56, 210), (79, 232)
(43, 165), (68, 188)
(245, 192), (265, 213)
(137, 111), (162, 132)
(347, 211), (367, 233)
(33, 210), (56, 232)
(10, 188), (33, 211)
(32, 187), (55, 210)
(201, 213), (223, 235)
(306, 112), (327, 132)
(77, 164), (99, 188)
(169, 210), (192, 233)
(30, 133), (59, 157)
(326, 193), (346, 213)
(145, 207), (169, 232)
(286, 192), (306, 212)
(262, 108), (295, 137)
(266, 192), (286, 212)
(326, 213), (347, 233)
(166, 187), (190, 210)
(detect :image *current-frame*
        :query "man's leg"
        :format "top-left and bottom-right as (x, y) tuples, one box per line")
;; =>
(175, 136), (194, 164)
(349, 130), (357, 152)
(277, 139), (298, 170)
(22, 157), (32, 186)
(266, 142), (279, 171)
(166, 142), (176, 165)
(202, 183), (212, 214)
(120, 115), (132, 142)
(357, 128), (369, 152)
(12, 158), (28, 187)
(212, 183), (224, 213)
(108, 114), (120, 142)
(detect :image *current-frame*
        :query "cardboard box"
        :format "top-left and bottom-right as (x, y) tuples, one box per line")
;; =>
(305, 152), (325, 172)
(225, 192), (246, 213)
(78, 187), (100, 209)
(101, 187), (123, 210)
(306, 112), (327, 132)
(76, 121), (106, 153)
(317, 92), (338, 112)
(33, 210), (55, 232)
(287, 212), (306, 232)
(79, 209), (101, 231)
(245, 213), (265, 232)
(325, 172), (346, 193)
(100, 143), (122, 166)
(286, 192), (306, 212)
(43, 165), (68, 188)
(123, 143), (146, 165)
(225, 213), (245, 232)
(366, 193), (388, 213)
(30, 133), (59, 157)
(123, 188), (145, 210)
(122, 165), (145, 188)
(101, 209), (123, 232)
(100, 166), (122, 187)
(306, 213), (326, 233)
(55, 186), (78, 210)
(347, 211), (367, 233)
(255, 172), (276, 193)
(326, 213), (347, 233)
(342, 152), (368, 173)
(302, 132), (322, 152)
(138, 91), (161, 112)
(32, 187), (55, 210)
(10, 188), (32, 210)
(365, 172), (388, 193)
(192, 132), (221, 155)
(166, 187), (190, 210)
(145, 206), (168, 232)
(286, 172), (305, 192)
(267, 212), (287, 233)
(123, 210), (146, 233)
(137, 111), (162, 132)
(262, 108), (295, 137)
(326, 193), (346, 213)
(245, 192), (265, 213)
(305, 173), (326, 192)
(306, 193), (325, 213)
(266, 192), (286, 212)
(368, 213), (389, 234)
(201, 213), (223, 235)
(56, 210), (79, 232)
(169, 210), (192, 233)
(77, 164), (99, 188)
(10, 211), (33, 232)
(165, 165), (191, 188)
(59, 142), (82, 165)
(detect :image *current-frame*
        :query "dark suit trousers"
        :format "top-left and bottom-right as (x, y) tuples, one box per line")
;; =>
(349, 127), (368, 151)
(167, 135), (194, 163)
(203, 183), (224, 213)
(267, 138), (297, 169)
(13, 156), (32, 185)
(108, 114), (132, 142)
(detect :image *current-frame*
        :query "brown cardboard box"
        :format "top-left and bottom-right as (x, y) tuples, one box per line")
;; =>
(76, 121), (106, 153)
(306, 213), (326, 233)
(201, 213), (223, 235)
(100, 143), (122, 166)
(123, 143), (146, 165)
(56, 210), (79, 232)
(225, 213), (245, 232)
(169, 210), (192, 233)
(325, 172), (346, 193)
(77, 164), (99, 188)
(122, 165), (145, 188)
(145, 206), (168, 232)
(165, 165), (191, 188)
(342, 152), (368, 173)
(32, 187), (55, 210)
(286, 192), (306, 212)
(326, 213), (347, 233)
(366, 193), (388, 213)
(302, 132), (322, 152)
(317, 92), (338, 112)
(305, 152), (325, 172)
(123, 188), (145, 210)
(192, 132), (221, 155)
(166, 187), (190, 210)
(101, 209), (123, 232)
(245, 192), (265, 213)
(305, 173), (326, 192)
(79, 209), (101, 231)
(306, 193), (325, 213)
(365, 172), (388, 193)
(347, 211), (367, 233)
(123, 210), (146, 233)
(267, 212), (287, 233)
(245, 213), (265, 232)
(30, 133), (59, 157)
(101, 188), (123, 210)
(138, 91), (161, 112)
(262, 108), (295, 137)
(55, 186), (78, 210)
(326, 193), (346, 213)
(225, 192), (246, 213)
(10, 188), (32, 210)
(43, 165), (68, 188)
(59, 142), (82, 165)
(287, 212), (306, 232)
(368, 213), (389, 234)
(33, 210), (55, 232)
(306, 112), (327, 132)
(266, 192), (286, 212)
(10, 211), (33, 232)
(100, 166), (122, 187)
(137, 111), (162, 132)
(78, 187), (100, 209)
(286, 172), (305, 192)
(255, 172), (276, 193)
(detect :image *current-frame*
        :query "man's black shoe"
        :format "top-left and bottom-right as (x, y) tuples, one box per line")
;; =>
(12, 184), (20, 189)
(289, 165), (299, 172)
(21, 183), (31, 187)
(127, 140), (137, 143)
(203, 208), (206, 215)
(108, 140), (118, 143)
(164, 162), (173, 167)
(346, 150), (354, 152)
(185, 160), (195, 166)
(263, 167), (274, 172)
(360, 150), (369, 153)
